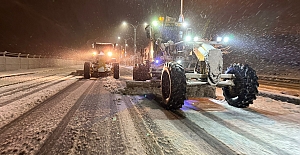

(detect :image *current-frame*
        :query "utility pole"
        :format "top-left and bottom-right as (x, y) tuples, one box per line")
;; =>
(133, 26), (137, 56)
(122, 22), (147, 65)
(178, 0), (184, 23)
(124, 39), (128, 57)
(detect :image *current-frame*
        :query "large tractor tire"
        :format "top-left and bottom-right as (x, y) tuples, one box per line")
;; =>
(161, 62), (187, 109)
(84, 62), (91, 79)
(222, 64), (259, 108)
(133, 64), (151, 81)
(113, 63), (120, 79)
(133, 66), (138, 80)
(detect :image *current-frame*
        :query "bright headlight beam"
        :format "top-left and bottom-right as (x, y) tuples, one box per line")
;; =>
(185, 36), (191, 42)
(108, 51), (113, 57)
(224, 37), (229, 42)
(182, 22), (188, 27)
(217, 37), (222, 42)
(194, 36), (199, 41)
(152, 21), (158, 26)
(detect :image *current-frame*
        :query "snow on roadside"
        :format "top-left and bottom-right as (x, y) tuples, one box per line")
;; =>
(0, 75), (67, 103)
(112, 94), (147, 155)
(0, 77), (78, 129)
(210, 98), (300, 155)
(0, 75), (60, 94)
(137, 97), (222, 155)
(0, 79), (91, 155)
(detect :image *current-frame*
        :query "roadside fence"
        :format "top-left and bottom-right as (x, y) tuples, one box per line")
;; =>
(0, 51), (82, 72)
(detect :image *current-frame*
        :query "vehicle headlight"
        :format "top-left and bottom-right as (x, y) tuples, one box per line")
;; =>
(224, 37), (229, 42)
(108, 51), (112, 57)
(185, 36), (191, 42)
(193, 36), (199, 41)
(217, 37), (222, 42)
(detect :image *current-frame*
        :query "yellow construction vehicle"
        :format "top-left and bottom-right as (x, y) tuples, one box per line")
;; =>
(126, 3), (258, 109)
(84, 42), (119, 79)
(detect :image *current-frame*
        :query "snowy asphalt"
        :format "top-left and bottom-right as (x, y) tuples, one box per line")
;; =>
(1, 67), (299, 105)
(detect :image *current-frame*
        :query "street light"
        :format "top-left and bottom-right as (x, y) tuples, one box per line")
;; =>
(122, 21), (147, 56)
(118, 36), (131, 58)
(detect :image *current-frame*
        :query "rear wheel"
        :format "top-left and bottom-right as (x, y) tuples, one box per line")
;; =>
(133, 64), (151, 81)
(113, 63), (120, 79)
(84, 62), (91, 79)
(161, 62), (186, 109)
(222, 64), (259, 108)
(133, 65), (138, 80)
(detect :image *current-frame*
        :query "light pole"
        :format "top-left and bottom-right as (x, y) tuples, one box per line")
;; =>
(118, 36), (130, 57)
(124, 39), (128, 57)
(118, 36), (131, 65)
(122, 22), (147, 57)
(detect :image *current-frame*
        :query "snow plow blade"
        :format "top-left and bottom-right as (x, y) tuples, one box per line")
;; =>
(122, 80), (216, 99)
(122, 80), (161, 96)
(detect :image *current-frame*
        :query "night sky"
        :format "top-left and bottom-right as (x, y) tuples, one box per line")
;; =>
(0, 0), (299, 57)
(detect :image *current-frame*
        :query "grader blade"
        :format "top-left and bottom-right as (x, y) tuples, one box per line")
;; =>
(186, 84), (216, 99)
(122, 80), (161, 96)
(123, 80), (216, 99)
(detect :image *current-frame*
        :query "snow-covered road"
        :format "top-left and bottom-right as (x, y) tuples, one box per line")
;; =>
(0, 66), (299, 154)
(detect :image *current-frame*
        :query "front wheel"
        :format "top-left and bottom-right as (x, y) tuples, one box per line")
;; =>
(133, 64), (151, 81)
(113, 63), (120, 79)
(222, 64), (259, 108)
(161, 62), (186, 109)
(84, 62), (91, 79)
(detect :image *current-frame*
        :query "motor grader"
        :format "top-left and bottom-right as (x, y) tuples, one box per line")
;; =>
(83, 42), (119, 79)
(127, 15), (259, 110)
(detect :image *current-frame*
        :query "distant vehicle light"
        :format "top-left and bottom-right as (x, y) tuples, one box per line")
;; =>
(224, 37), (229, 42)
(108, 51), (113, 57)
(217, 37), (222, 42)
(194, 36), (199, 41)
(185, 36), (191, 42)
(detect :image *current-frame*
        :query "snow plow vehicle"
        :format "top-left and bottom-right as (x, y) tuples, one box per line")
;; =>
(125, 9), (259, 109)
(83, 42), (119, 79)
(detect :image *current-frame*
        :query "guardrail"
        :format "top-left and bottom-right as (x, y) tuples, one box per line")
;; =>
(0, 51), (82, 72)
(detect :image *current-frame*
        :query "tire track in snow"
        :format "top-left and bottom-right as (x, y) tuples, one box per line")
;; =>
(0, 80), (87, 154)
(123, 95), (167, 155)
(142, 95), (237, 155)
(182, 100), (290, 155)
(0, 74), (63, 97)
(0, 68), (68, 88)
(0, 75), (75, 107)
(37, 79), (96, 154)
(212, 99), (300, 154)
(40, 78), (126, 154)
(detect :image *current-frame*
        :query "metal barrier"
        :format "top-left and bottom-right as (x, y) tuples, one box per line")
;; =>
(0, 51), (82, 72)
